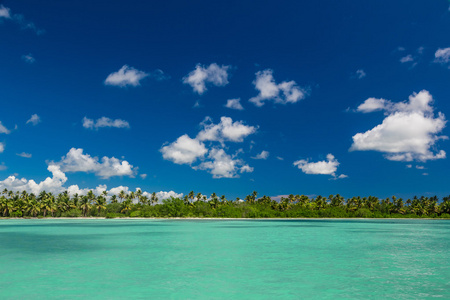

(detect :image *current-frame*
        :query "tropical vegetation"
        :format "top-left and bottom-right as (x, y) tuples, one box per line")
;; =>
(1, 189), (450, 219)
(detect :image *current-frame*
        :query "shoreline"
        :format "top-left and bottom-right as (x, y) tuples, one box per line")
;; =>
(1, 217), (449, 220)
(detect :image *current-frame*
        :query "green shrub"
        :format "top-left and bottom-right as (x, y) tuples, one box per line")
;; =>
(106, 213), (121, 218)
(355, 208), (373, 218)
(10, 211), (22, 217)
(439, 213), (450, 219)
(129, 211), (141, 218)
(61, 209), (82, 217)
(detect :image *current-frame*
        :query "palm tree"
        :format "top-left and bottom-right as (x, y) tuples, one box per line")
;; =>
(151, 192), (158, 205)
(27, 200), (41, 217)
(121, 199), (132, 214)
(80, 196), (91, 217)
(118, 190), (127, 203)
(41, 194), (55, 217)
(188, 191), (195, 203)
(135, 189), (142, 203)
(211, 193), (218, 202)
(196, 193), (202, 202)
(139, 195), (148, 205)
(94, 196), (107, 214)
(129, 191), (136, 203)
(72, 193), (80, 208)
(110, 195), (118, 204)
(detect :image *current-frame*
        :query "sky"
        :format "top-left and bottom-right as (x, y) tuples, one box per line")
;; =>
(1, 0), (450, 200)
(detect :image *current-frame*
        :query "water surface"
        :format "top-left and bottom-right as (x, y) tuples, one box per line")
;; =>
(1, 219), (449, 299)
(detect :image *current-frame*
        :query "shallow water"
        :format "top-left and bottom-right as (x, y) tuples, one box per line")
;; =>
(0, 219), (449, 299)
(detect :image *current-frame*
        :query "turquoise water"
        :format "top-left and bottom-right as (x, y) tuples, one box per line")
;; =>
(0, 219), (449, 299)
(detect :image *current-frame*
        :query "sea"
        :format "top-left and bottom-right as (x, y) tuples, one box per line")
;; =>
(0, 219), (449, 299)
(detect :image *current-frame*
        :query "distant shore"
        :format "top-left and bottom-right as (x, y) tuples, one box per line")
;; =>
(1, 217), (449, 220)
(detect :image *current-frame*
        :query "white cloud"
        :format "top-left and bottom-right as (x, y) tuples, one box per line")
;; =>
(406, 164), (412, 168)
(400, 55), (414, 63)
(225, 98), (244, 110)
(294, 154), (341, 177)
(0, 143), (4, 153)
(356, 98), (389, 113)
(160, 134), (208, 165)
(252, 150), (269, 160)
(0, 5), (11, 18)
(183, 63), (230, 94)
(104, 65), (148, 87)
(161, 117), (256, 178)
(0, 164), (67, 195)
(140, 174), (147, 179)
(143, 191), (184, 203)
(0, 5), (44, 35)
(249, 69), (307, 107)
(82, 117), (130, 130)
(240, 165), (254, 173)
(355, 69), (366, 79)
(196, 148), (252, 178)
(0, 121), (11, 134)
(26, 114), (41, 125)
(21, 54), (35, 63)
(16, 152), (32, 158)
(351, 90), (447, 162)
(434, 47), (450, 65)
(416, 165), (425, 170)
(0, 166), (180, 201)
(276, 156), (284, 161)
(52, 148), (137, 179)
(197, 116), (257, 143)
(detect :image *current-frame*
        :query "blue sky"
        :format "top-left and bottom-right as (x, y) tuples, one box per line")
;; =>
(1, 0), (450, 200)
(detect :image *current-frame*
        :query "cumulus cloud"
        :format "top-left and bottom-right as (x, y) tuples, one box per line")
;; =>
(196, 148), (253, 178)
(21, 54), (35, 64)
(252, 150), (269, 160)
(0, 5), (44, 35)
(225, 98), (244, 110)
(0, 143), (4, 153)
(161, 117), (256, 178)
(351, 90), (447, 162)
(104, 65), (149, 87)
(197, 116), (257, 143)
(51, 148), (137, 179)
(0, 166), (180, 201)
(183, 63), (230, 94)
(434, 47), (450, 66)
(0, 5), (11, 18)
(0, 121), (11, 134)
(16, 152), (32, 158)
(294, 154), (345, 178)
(161, 134), (208, 165)
(26, 114), (41, 125)
(0, 164), (67, 195)
(82, 117), (130, 130)
(249, 69), (307, 107)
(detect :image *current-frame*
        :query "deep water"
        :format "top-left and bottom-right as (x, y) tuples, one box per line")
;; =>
(1, 219), (449, 299)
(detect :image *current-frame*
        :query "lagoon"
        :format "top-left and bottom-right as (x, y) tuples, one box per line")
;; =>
(1, 219), (449, 299)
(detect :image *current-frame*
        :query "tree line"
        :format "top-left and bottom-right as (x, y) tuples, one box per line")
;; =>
(1, 189), (450, 218)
